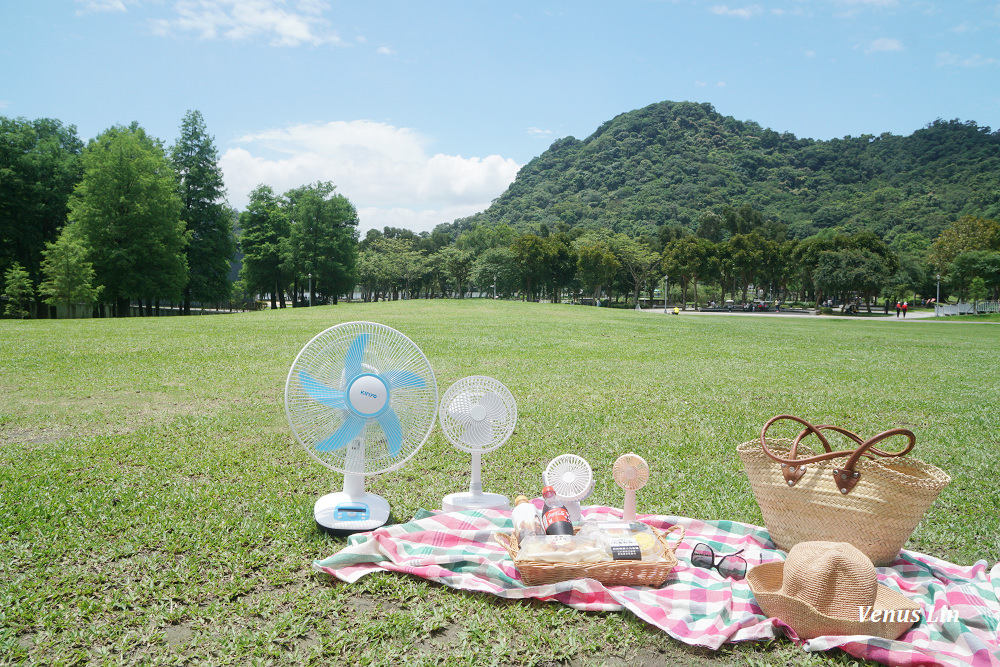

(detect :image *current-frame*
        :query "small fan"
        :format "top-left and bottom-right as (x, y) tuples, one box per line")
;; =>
(613, 453), (650, 521)
(543, 454), (594, 523)
(438, 376), (517, 512)
(285, 321), (438, 534)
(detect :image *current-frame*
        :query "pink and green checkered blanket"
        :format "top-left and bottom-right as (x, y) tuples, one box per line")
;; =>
(314, 506), (1000, 666)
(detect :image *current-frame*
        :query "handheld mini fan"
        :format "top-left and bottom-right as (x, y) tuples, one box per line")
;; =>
(438, 376), (517, 512)
(613, 453), (650, 521)
(285, 321), (438, 534)
(543, 454), (594, 523)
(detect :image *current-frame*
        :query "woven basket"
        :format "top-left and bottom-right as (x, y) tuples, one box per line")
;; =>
(494, 524), (685, 587)
(737, 414), (950, 566)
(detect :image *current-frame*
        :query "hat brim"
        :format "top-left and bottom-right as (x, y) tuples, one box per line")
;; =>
(747, 562), (920, 641)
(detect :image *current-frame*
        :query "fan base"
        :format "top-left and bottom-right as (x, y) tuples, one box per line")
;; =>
(442, 491), (510, 513)
(314, 491), (390, 534)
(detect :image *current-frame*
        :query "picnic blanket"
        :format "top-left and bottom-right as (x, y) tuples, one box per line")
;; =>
(314, 505), (1000, 667)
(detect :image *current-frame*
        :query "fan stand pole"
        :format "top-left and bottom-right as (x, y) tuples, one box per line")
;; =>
(623, 491), (637, 522)
(469, 451), (483, 494)
(343, 471), (366, 499)
(441, 450), (510, 512)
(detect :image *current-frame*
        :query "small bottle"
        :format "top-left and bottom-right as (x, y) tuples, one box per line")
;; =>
(511, 495), (544, 543)
(541, 485), (574, 535)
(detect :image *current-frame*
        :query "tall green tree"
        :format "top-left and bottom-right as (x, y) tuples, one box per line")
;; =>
(574, 234), (620, 302)
(472, 247), (518, 298)
(813, 248), (894, 309)
(239, 185), (289, 309)
(171, 110), (235, 312)
(38, 226), (102, 318)
(436, 245), (475, 298)
(662, 236), (714, 309)
(728, 232), (770, 303)
(948, 251), (1000, 301)
(612, 234), (661, 308)
(69, 124), (187, 316)
(0, 117), (83, 299)
(2, 262), (33, 319)
(284, 182), (358, 305)
(511, 233), (549, 301)
(544, 231), (577, 303)
(929, 215), (1000, 274)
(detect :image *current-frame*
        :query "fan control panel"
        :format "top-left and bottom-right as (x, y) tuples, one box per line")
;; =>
(333, 503), (370, 521)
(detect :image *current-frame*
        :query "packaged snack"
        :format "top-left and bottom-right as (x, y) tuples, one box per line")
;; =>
(518, 534), (606, 563)
(578, 521), (665, 561)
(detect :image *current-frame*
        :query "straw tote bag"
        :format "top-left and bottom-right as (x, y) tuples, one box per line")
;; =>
(737, 415), (950, 566)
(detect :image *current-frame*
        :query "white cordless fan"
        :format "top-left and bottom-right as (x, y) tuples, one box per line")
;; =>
(285, 321), (438, 534)
(613, 453), (650, 521)
(543, 454), (594, 523)
(438, 376), (517, 512)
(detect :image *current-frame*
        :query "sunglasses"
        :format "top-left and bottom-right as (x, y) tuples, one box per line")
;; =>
(691, 543), (747, 579)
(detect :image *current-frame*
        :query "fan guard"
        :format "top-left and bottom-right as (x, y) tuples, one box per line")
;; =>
(438, 376), (517, 454)
(285, 321), (438, 475)
(543, 454), (594, 523)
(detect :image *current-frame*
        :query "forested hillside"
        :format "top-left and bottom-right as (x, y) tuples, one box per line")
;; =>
(468, 101), (1000, 243)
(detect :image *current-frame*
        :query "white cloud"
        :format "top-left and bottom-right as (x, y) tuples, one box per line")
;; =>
(709, 5), (763, 18)
(150, 0), (342, 46)
(219, 121), (521, 234)
(937, 51), (1000, 67)
(864, 37), (903, 53)
(805, 49), (816, 58)
(527, 127), (553, 137)
(376, 45), (396, 56)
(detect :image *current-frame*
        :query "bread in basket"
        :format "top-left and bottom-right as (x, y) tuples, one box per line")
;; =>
(494, 524), (685, 587)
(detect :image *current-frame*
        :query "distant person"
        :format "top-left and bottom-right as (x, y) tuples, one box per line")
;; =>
(896, 301), (901, 318)
(902, 301), (908, 318)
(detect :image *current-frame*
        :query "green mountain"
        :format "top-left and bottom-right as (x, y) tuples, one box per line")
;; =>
(470, 101), (1000, 244)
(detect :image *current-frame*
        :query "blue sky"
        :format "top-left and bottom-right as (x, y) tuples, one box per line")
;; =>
(2, 1), (998, 233)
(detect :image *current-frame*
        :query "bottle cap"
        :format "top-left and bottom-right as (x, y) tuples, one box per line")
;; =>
(542, 485), (556, 496)
(514, 495), (529, 505)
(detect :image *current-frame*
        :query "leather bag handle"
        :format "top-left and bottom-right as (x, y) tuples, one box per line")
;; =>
(759, 414), (916, 494)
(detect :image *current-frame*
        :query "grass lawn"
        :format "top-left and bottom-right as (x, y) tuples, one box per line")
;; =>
(1, 300), (997, 666)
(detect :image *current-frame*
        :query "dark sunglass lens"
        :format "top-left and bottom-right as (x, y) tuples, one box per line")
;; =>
(691, 544), (715, 568)
(718, 555), (747, 579)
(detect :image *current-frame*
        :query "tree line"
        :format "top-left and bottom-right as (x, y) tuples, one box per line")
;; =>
(351, 209), (1000, 311)
(3, 110), (999, 318)
(0, 112), (357, 318)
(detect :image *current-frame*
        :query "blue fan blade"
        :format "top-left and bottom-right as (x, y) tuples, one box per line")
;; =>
(314, 414), (366, 453)
(344, 333), (368, 380)
(298, 370), (347, 410)
(376, 408), (404, 457)
(384, 369), (426, 390)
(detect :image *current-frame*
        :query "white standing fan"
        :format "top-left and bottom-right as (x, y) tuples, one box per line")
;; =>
(543, 454), (594, 523)
(285, 321), (438, 534)
(613, 453), (650, 521)
(438, 376), (517, 512)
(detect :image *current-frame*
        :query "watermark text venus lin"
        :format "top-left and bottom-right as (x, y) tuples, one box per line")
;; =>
(859, 606), (961, 624)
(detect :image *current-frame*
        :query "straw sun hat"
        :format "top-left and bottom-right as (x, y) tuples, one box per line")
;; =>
(747, 541), (920, 640)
